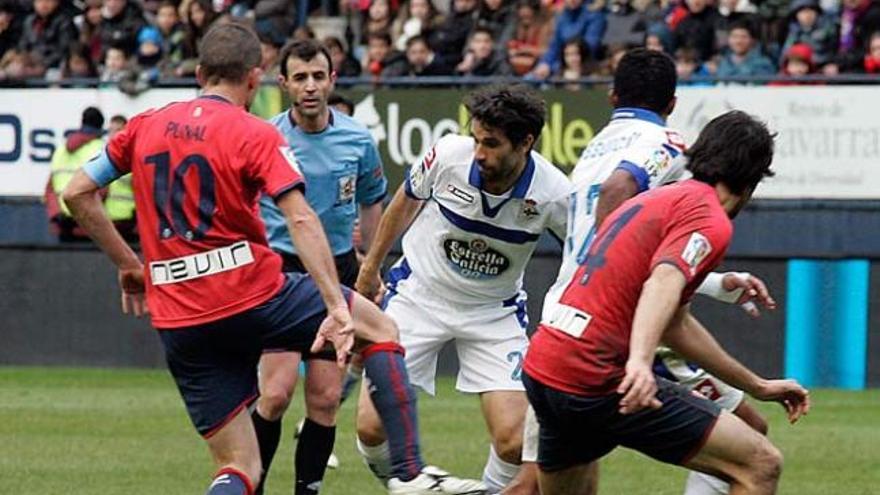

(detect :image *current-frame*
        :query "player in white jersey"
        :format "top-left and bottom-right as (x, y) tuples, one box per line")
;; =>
(519, 49), (778, 495)
(355, 85), (572, 494)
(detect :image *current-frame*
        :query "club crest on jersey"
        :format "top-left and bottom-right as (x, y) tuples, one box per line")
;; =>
(681, 232), (712, 274)
(644, 149), (671, 176)
(278, 146), (302, 174)
(520, 199), (539, 219)
(443, 238), (510, 279)
(336, 174), (356, 204)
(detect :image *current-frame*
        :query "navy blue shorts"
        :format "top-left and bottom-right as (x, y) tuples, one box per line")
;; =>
(523, 371), (720, 472)
(159, 273), (352, 437)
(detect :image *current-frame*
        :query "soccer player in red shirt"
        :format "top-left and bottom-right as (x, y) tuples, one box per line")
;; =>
(523, 111), (810, 495)
(62, 22), (483, 495)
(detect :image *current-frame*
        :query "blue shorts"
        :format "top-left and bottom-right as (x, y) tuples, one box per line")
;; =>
(159, 273), (352, 437)
(523, 371), (720, 471)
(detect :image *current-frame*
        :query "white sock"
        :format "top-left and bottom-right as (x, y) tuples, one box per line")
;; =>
(482, 444), (521, 493)
(356, 437), (392, 483)
(684, 471), (730, 495)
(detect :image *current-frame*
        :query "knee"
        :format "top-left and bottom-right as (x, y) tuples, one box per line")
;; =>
(493, 425), (524, 464)
(745, 441), (783, 488)
(306, 383), (342, 425)
(356, 407), (386, 446)
(258, 384), (294, 421)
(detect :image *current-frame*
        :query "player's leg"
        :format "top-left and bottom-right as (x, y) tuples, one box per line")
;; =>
(252, 351), (301, 495)
(296, 357), (344, 495)
(537, 463), (599, 495)
(205, 408), (262, 494)
(479, 391), (527, 493)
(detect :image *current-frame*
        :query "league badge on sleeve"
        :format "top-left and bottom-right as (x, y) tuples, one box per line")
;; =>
(681, 232), (712, 275)
(278, 146), (302, 174)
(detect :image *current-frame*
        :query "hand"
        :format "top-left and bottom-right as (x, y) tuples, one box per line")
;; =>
(310, 305), (355, 368)
(355, 264), (386, 305)
(617, 359), (662, 414)
(722, 272), (777, 317)
(118, 265), (147, 317)
(530, 63), (551, 80)
(752, 379), (810, 424)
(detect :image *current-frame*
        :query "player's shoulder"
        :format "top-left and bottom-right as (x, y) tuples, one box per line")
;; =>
(529, 151), (572, 198)
(424, 133), (474, 172)
(239, 110), (285, 139)
(330, 109), (372, 140)
(268, 110), (289, 128)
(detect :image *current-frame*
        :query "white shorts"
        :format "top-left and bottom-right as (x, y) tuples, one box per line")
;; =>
(520, 349), (745, 463)
(384, 278), (529, 395)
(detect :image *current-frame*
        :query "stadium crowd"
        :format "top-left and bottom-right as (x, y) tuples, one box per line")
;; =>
(1, 0), (878, 87)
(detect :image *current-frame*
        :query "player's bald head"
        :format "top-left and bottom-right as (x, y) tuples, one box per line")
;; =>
(198, 21), (262, 85)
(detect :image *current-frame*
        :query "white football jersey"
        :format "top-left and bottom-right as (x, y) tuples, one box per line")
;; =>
(541, 107), (690, 321)
(396, 134), (571, 306)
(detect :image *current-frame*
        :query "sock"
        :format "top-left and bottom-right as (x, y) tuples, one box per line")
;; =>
(684, 471), (730, 495)
(362, 342), (424, 482)
(356, 437), (392, 482)
(482, 444), (521, 493)
(207, 467), (254, 495)
(251, 410), (281, 495)
(295, 418), (336, 495)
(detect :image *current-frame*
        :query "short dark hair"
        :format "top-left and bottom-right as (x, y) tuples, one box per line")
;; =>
(464, 84), (545, 148)
(613, 48), (676, 114)
(728, 19), (757, 39)
(110, 114), (127, 125)
(82, 106), (104, 129)
(279, 39), (334, 78)
(406, 34), (430, 50)
(686, 111), (775, 195)
(367, 31), (393, 47)
(470, 26), (495, 40)
(198, 21), (262, 84)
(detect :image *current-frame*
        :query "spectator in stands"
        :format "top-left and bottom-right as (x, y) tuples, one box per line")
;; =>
(429, 0), (478, 68)
(99, 0), (146, 58)
(175, 0), (217, 76)
(61, 42), (99, 79)
(673, 0), (721, 62)
(136, 26), (164, 78)
(838, 0), (880, 58)
(770, 42), (817, 83)
(506, 0), (554, 75)
(389, 34), (452, 75)
(716, 20), (776, 78)
(644, 24), (673, 53)
(861, 30), (880, 72)
(152, 0), (186, 77)
(392, 0), (442, 50)
(259, 30), (283, 78)
(291, 24), (315, 41)
(781, 0), (837, 67)
(592, 41), (626, 74)
(675, 45), (713, 84)
(45, 107), (105, 242)
(556, 37), (592, 89)
(100, 43), (130, 82)
(329, 92), (355, 115)
(713, 0), (759, 53)
(476, 0), (515, 46)
(0, 0), (23, 62)
(530, 0), (607, 79)
(325, 36), (362, 76)
(76, 0), (103, 64)
(603, 0), (652, 50)
(360, 0), (396, 46)
(456, 25), (512, 75)
(0, 49), (44, 81)
(363, 30), (407, 77)
(253, 0), (295, 46)
(18, 0), (78, 75)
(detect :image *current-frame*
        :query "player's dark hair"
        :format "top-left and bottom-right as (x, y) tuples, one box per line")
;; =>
(328, 93), (354, 115)
(613, 48), (676, 115)
(198, 21), (262, 85)
(464, 84), (545, 149)
(82, 106), (104, 130)
(279, 39), (334, 78)
(110, 114), (127, 125)
(686, 111), (775, 195)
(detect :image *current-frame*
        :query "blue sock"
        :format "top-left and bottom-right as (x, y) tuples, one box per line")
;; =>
(362, 342), (424, 482)
(207, 468), (253, 495)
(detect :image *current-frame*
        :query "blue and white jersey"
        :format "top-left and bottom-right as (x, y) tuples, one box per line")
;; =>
(541, 107), (689, 321)
(259, 108), (387, 256)
(394, 134), (571, 306)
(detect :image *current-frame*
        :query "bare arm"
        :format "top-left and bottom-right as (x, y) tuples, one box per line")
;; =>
(62, 169), (146, 316)
(355, 185), (424, 302)
(357, 200), (383, 252)
(595, 169), (640, 229)
(663, 312), (810, 423)
(618, 263), (687, 414)
(276, 188), (347, 309)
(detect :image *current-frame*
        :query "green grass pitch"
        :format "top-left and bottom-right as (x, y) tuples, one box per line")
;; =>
(0, 367), (877, 494)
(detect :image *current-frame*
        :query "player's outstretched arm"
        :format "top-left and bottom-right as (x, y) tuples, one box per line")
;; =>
(355, 185), (423, 303)
(620, 263), (687, 414)
(357, 201), (383, 252)
(277, 188), (354, 365)
(696, 272), (777, 317)
(62, 169), (146, 316)
(663, 313), (810, 423)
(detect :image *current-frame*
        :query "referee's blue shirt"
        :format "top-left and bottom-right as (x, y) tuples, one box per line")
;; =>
(260, 108), (387, 256)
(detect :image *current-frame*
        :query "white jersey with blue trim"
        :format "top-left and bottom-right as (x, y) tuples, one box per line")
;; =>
(541, 107), (690, 321)
(398, 134), (571, 306)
